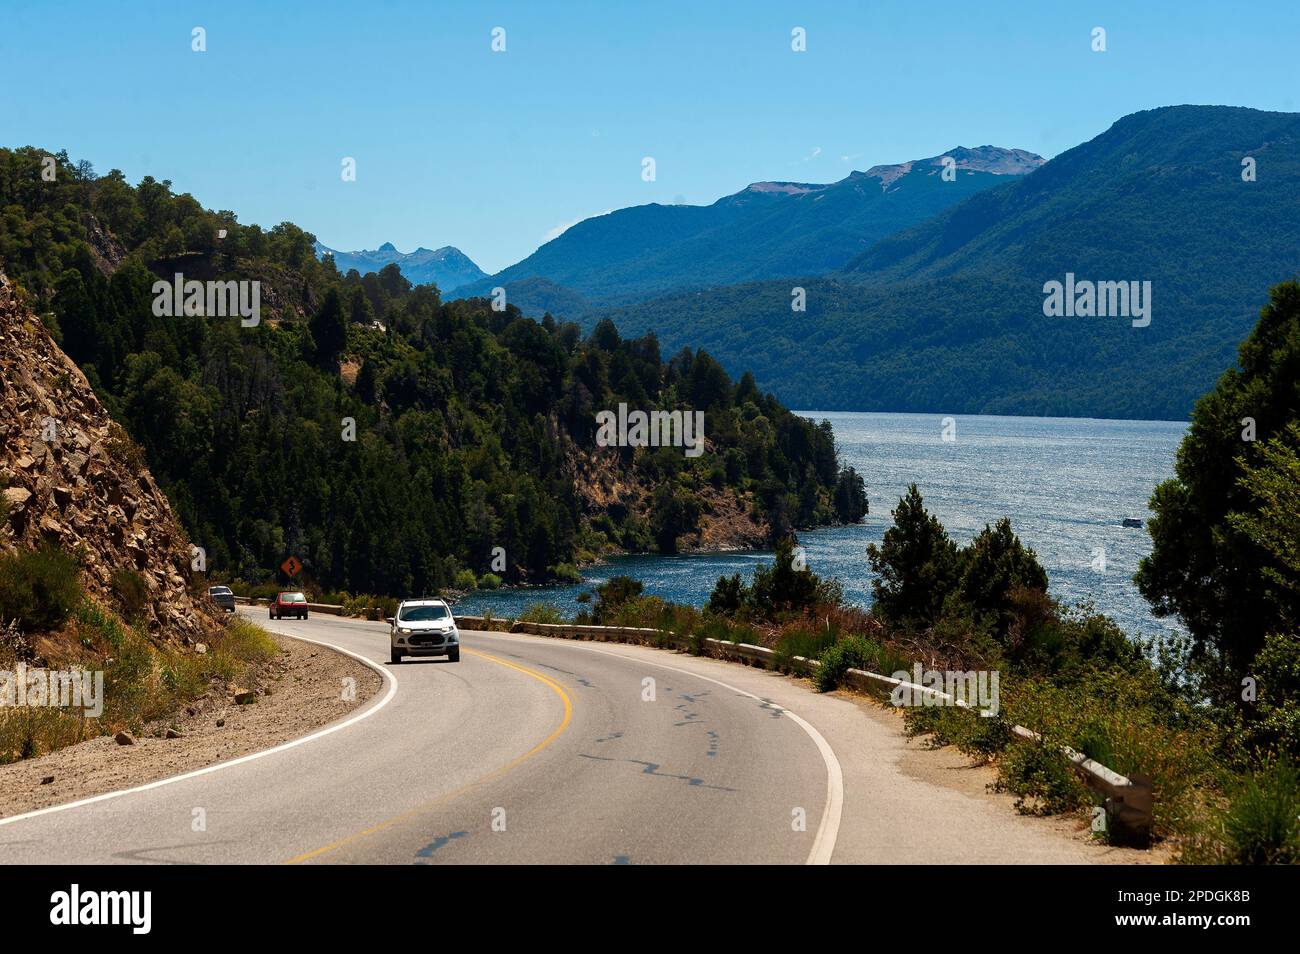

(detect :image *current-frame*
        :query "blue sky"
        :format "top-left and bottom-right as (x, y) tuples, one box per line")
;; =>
(2, 0), (1296, 273)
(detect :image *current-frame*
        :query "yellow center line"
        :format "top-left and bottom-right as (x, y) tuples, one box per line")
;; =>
(282, 647), (573, 864)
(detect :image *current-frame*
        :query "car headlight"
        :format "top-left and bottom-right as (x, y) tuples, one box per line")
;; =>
(399, 627), (413, 635)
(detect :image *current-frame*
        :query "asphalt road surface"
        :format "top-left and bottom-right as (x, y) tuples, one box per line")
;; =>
(0, 611), (1112, 864)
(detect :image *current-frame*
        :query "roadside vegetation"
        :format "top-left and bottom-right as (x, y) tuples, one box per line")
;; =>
(0, 546), (277, 764)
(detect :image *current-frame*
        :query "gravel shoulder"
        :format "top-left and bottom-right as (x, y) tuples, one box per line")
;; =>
(832, 689), (1174, 864)
(0, 629), (382, 819)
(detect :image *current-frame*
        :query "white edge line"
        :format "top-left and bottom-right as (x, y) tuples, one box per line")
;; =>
(475, 629), (844, 865)
(0, 624), (399, 828)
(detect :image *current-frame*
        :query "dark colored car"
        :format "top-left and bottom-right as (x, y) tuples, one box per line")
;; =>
(269, 591), (309, 620)
(208, 585), (236, 613)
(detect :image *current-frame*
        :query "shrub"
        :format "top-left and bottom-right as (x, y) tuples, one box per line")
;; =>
(518, 602), (565, 624)
(959, 518), (1049, 634)
(695, 615), (759, 648)
(772, 625), (837, 672)
(0, 544), (83, 632)
(707, 573), (744, 615)
(608, 594), (667, 628)
(103, 422), (147, 473)
(454, 569), (478, 591)
(905, 704), (1015, 759)
(592, 576), (643, 623)
(814, 635), (886, 693)
(992, 670), (1215, 838)
(342, 593), (398, 620)
(109, 568), (150, 620)
(0, 619), (33, 666)
(547, 563), (583, 584)
(1234, 630), (1300, 762)
(478, 573), (502, 590)
(1192, 760), (1300, 864)
(748, 537), (827, 619)
(1224, 761), (1300, 864)
(996, 738), (1090, 816)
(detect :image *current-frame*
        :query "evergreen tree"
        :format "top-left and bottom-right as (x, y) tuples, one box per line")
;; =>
(1136, 279), (1300, 673)
(867, 484), (961, 627)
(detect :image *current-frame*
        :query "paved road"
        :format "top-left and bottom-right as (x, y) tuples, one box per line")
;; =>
(0, 611), (1113, 864)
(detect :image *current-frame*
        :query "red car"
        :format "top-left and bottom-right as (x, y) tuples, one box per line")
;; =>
(269, 591), (309, 620)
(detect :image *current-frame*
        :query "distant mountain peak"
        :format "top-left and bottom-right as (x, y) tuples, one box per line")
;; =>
(314, 240), (487, 293)
(454, 143), (1043, 306)
(862, 146), (1045, 191)
(742, 181), (825, 196)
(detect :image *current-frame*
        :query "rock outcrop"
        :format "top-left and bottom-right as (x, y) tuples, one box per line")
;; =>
(0, 270), (221, 645)
(561, 430), (770, 555)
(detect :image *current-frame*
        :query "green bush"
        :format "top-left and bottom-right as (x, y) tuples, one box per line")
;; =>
(1216, 760), (1300, 864)
(478, 573), (502, 590)
(707, 573), (744, 615)
(866, 485), (961, 628)
(517, 602), (566, 624)
(109, 567), (150, 621)
(548, 563), (583, 584)
(342, 593), (398, 620)
(1234, 630), (1300, 761)
(996, 738), (1090, 816)
(773, 626), (836, 672)
(0, 544), (83, 632)
(904, 705), (1015, 759)
(814, 635), (886, 693)
(592, 576), (643, 623)
(454, 569), (478, 591)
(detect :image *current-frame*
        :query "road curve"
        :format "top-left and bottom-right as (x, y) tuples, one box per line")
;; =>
(0, 611), (1114, 864)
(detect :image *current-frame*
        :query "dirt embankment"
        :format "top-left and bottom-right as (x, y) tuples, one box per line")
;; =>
(0, 269), (221, 649)
(0, 630), (382, 819)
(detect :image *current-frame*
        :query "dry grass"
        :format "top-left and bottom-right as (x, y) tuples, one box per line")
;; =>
(0, 604), (277, 764)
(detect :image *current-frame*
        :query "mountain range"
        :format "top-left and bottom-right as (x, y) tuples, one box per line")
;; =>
(451, 146), (1043, 312)
(591, 106), (1300, 420)
(315, 241), (486, 293)
(315, 106), (1299, 421)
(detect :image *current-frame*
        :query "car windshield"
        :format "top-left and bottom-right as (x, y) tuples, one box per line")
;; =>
(281, 593), (306, 603)
(210, 587), (231, 595)
(400, 605), (449, 622)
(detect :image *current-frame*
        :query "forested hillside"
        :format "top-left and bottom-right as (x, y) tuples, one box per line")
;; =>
(453, 146), (1041, 309)
(0, 146), (866, 596)
(597, 106), (1300, 420)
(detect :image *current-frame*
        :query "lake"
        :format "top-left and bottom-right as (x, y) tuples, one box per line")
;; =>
(454, 412), (1188, 639)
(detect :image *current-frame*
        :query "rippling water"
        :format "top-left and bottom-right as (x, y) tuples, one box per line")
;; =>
(455, 412), (1187, 639)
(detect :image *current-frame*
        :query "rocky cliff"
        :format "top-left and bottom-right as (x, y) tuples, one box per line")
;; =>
(0, 270), (221, 645)
(563, 435), (770, 554)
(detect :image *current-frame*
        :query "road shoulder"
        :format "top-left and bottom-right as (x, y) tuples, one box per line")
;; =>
(0, 629), (381, 820)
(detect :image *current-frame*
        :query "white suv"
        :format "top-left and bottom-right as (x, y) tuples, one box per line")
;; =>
(388, 599), (460, 664)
